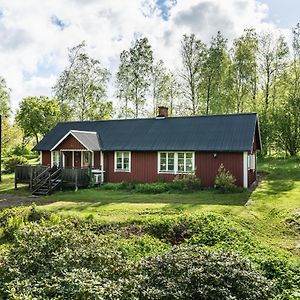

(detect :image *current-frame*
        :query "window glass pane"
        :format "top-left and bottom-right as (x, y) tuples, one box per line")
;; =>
(124, 157), (129, 170)
(186, 158), (193, 172)
(167, 153), (174, 171)
(117, 163), (123, 169)
(160, 153), (167, 171)
(116, 152), (122, 159)
(186, 153), (192, 159)
(178, 153), (184, 159)
(123, 152), (129, 159)
(177, 153), (184, 171)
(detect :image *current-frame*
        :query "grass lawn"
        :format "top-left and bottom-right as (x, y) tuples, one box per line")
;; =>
(0, 174), (30, 196)
(0, 157), (299, 255)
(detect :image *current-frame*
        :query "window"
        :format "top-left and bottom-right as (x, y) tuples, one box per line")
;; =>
(51, 151), (60, 167)
(248, 154), (255, 170)
(114, 151), (131, 172)
(83, 152), (91, 167)
(158, 152), (195, 174)
(160, 152), (175, 172)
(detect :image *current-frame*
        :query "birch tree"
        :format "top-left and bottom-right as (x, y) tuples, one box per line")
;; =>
(180, 34), (206, 114)
(53, 42), (111, 121)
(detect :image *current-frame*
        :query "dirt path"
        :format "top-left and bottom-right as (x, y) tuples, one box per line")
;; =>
(0, 194), (48, 209)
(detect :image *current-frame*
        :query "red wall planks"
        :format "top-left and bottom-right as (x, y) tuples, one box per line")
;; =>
(54, 134), (86, 150)
(41, 151), (51, 166)
(104, 151), (244, 187)
(195, 152), (243, 187)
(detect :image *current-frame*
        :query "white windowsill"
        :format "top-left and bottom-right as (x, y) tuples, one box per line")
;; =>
(114, 169), (131, 173)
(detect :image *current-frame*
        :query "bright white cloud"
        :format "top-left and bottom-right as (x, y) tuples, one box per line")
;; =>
(0, 0), (292, 114)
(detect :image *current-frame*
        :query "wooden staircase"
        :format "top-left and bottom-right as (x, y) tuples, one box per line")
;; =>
(32, 167), (62, 196)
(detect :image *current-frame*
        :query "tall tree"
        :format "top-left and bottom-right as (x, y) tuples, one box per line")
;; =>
(273, 24), (300, 156)
(199, 31), (229, 114)
(257, 33), (289, 155)
(116, 50), (133, 119)
(116, 38), (153, 118)
(16, 96), (60, 144)
(0, 77), (11, 117)
(180, 34), (206, 114)
(53, 42), (111, 121)
(229, 29), (258, 113)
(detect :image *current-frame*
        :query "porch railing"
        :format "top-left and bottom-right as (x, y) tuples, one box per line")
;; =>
(15, 165), (48, 189)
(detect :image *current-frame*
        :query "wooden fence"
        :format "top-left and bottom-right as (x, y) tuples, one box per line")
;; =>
(15, 165), (48, 189)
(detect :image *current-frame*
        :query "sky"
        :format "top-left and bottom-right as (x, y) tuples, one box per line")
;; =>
(0, 0), (299, 114)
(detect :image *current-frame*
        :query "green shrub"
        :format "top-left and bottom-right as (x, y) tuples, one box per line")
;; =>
(115, 234), (170, 259)
(171, 174), (201, 191)
(135, 182), (169, 194)
(144, 213), (249, 246)
(12, 144), (32, 156)
(0, 223), (131, 299)
(133, 246), (274, 300)
(3, 155), (28, 174)
(214, 163), (238, 193)
(101, 181), (139, 191)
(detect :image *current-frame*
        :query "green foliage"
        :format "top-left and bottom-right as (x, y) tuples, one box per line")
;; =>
(0, 76), (11, 117)
(214, 163), (239, 193)
(171, 174), (201, 191)
(53, 41), (111, 121)
(135, 182), (169, 194)
(0, 223), (131, 299)
(115, 234), (170, 259)
(0, 219), (274, 300)
(116, 37), (153, 118)
(15, 96), (60, 144)
(134, 246), (274, 300)
(144, 213), (248, 245)
(12, 144), (32, 156)
(3, 155), (27, 174)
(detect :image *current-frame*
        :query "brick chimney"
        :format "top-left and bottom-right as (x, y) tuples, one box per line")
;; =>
(157, 106), (169, 118)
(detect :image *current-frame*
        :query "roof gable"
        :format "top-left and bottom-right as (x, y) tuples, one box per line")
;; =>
(51, 130), (101, 151)
(34, 113), (261, 152)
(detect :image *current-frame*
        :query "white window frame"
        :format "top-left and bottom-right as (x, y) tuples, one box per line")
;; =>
(158, 152), (195, 174)
(51, 151), (60, 167)
(114, 151), (131, 172)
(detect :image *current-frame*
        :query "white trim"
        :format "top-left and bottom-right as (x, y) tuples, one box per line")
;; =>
(81, 151), (83, 168)
(70, 130), (97, 134)
(243, 152), (248, 188)
(72, 151), (75, 168)
(100, 151), (104, 183)
(60, 149), (90, 152)
(51, 151), (60, 167)
(92, 151), (94, 168)
(50, 130), (98, 151)
(62, 152), (65, 168)
(114, 151), (131, 172)
(157, 151), (195, 174)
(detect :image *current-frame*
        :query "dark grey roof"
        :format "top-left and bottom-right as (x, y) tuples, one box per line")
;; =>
(33, 113), (261, 152)
(69, 130), (101, 151)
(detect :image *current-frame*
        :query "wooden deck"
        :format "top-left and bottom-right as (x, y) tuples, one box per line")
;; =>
(15, 165), (103, 194)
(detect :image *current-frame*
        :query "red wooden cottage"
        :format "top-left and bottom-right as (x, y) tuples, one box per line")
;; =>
(33, 108), (261, 190)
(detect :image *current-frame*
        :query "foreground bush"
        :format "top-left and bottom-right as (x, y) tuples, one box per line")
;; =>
(0, 222), (274, 300)
(134, 246), (274, 300)
(3, 155), (28, 174)
(214, 164), (238, 193)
